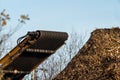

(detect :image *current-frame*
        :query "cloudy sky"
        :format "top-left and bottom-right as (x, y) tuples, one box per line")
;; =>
(0, 0), (120, 39)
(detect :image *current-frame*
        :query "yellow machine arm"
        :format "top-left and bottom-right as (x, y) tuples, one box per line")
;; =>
(0, 30), (68, 80)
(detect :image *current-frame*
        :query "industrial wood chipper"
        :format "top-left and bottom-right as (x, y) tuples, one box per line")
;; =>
(0, 30), (68, 80)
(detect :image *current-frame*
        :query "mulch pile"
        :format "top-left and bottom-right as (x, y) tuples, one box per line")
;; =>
(53, 27), (120, 80)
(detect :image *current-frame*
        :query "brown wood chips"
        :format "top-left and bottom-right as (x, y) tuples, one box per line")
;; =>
(54, 27), (120, 80)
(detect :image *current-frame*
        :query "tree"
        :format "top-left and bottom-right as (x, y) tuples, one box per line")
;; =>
(0, 9), (30, 57)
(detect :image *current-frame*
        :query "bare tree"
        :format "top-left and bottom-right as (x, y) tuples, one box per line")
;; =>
(0, 9), (30, 57)
(63, 31), (85, 60)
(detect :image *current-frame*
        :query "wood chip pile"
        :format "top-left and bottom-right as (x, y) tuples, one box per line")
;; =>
(53, 28), (120, 80)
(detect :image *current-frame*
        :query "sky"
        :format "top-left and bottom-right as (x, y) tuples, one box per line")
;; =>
(0, 0), (120, 42)
(0, 0), (120, 75)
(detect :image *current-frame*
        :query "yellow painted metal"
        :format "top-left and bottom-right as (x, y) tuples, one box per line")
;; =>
(0, 37), (32, 69)
(0, 30), (68, 80)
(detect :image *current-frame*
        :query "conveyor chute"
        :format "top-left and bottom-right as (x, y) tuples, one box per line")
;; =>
(0, 30), (68, 80)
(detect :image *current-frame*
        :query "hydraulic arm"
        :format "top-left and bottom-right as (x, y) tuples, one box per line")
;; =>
(0, 30), (68, 80)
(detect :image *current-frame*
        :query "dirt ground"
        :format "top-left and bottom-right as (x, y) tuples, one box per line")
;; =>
(53, 27), (120, 80)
